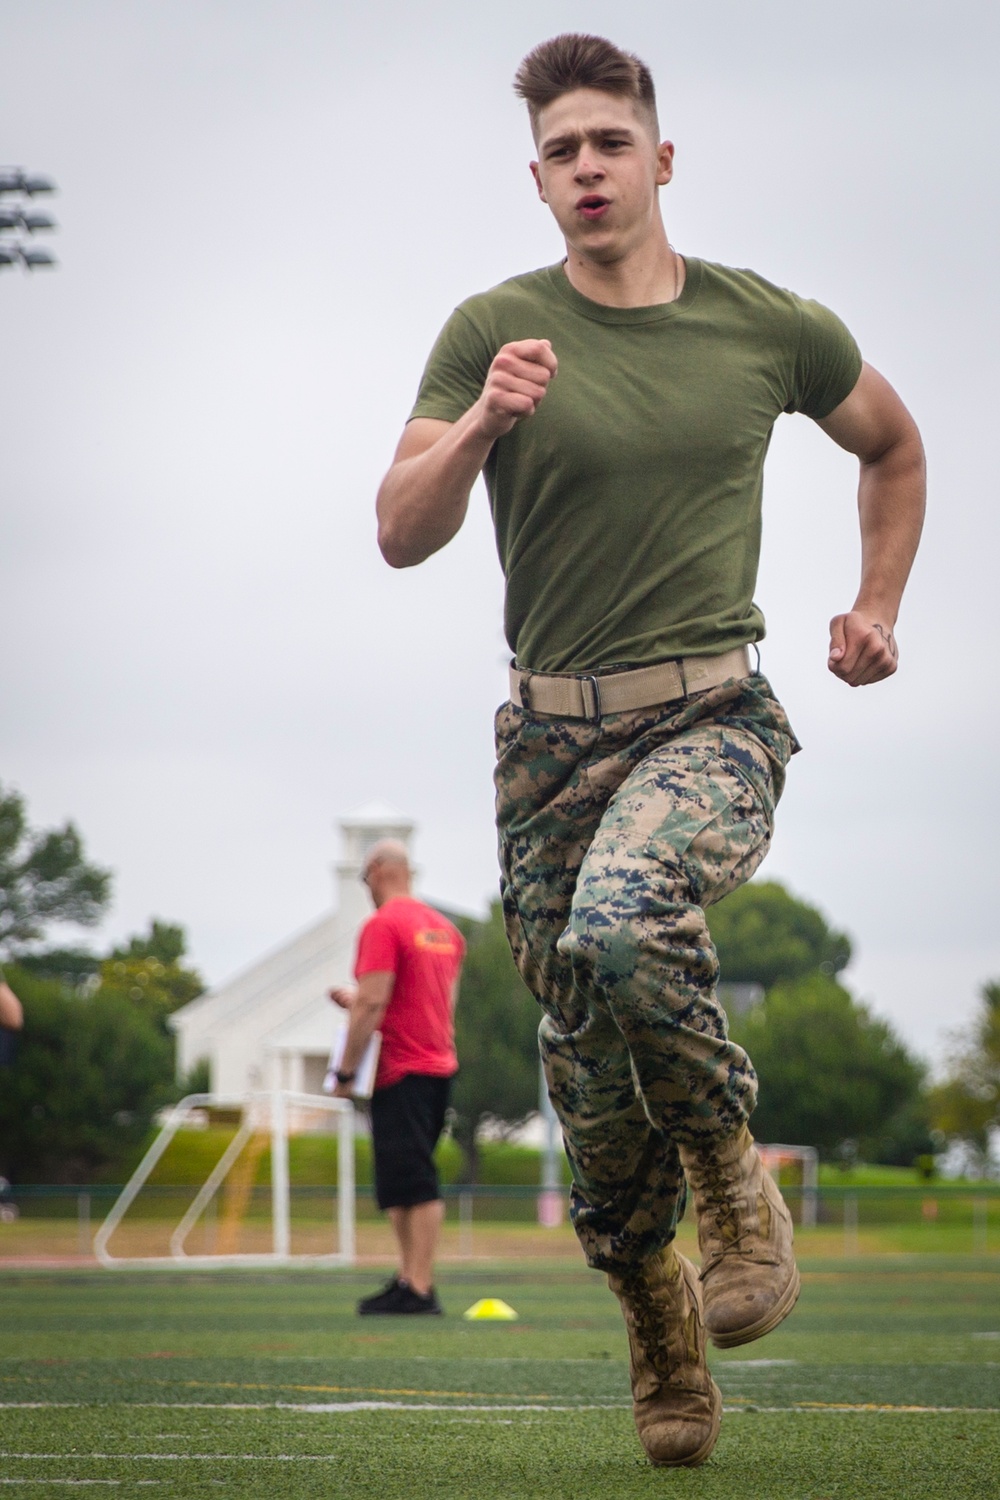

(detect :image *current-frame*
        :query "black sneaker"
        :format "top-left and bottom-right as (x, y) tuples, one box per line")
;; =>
(357, 1275), (403, 1315)
(357, 1277), (443, 1316)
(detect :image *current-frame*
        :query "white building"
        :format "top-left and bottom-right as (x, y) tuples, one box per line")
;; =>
(169, 802), (418, 1098)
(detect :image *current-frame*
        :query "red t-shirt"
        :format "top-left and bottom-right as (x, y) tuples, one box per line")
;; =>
(354, 896), (464, 1091)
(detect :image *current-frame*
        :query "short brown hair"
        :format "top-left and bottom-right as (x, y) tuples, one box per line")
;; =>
(513, 34), (659, 139)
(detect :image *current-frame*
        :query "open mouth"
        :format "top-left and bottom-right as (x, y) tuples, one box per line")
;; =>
(576, 195), (610, 220)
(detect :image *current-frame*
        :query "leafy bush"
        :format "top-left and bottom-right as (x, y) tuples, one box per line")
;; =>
(0, 966), (176, 1182)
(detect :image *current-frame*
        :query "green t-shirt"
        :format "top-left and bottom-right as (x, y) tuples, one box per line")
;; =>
(410, 258), (862, 674)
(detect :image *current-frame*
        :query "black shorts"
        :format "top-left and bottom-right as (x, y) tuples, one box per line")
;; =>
(369, 1073), (452, 1211)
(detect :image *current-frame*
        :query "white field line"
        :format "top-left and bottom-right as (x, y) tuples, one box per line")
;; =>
(2, 1402), (632, 1413)
(1, 1399), (998, 1431)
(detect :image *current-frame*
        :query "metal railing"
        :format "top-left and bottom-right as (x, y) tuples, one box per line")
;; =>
(2, 1182), (998, 1260)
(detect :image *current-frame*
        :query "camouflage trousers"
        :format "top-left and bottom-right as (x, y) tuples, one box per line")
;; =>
(494, 673), (798, 1273)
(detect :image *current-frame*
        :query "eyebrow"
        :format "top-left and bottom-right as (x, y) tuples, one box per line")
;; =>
(541, 126), (637, 153)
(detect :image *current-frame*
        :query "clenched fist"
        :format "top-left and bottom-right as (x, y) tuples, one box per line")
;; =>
(472, 339), (558, 442)
(828, 610), (898, 685)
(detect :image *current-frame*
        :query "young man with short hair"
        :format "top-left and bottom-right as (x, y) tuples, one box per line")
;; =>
(330, 840), (464, 1315)
(375, 34), (924, 1465)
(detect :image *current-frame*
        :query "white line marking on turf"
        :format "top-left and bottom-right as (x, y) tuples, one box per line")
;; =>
(0, 1401), (629, 1413)
(278, 1401), (628, 1413)
(2, 1400), (999, 1417)
(1, 1455), (347, 1462)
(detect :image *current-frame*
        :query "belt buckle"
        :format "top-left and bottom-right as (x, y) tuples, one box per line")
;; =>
(580, 675), (602, 723)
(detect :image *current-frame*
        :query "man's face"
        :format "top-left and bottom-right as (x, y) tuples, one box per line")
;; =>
(530, 88), (673, 265)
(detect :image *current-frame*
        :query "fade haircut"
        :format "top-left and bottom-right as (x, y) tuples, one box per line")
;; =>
(513, 34), (659, 142)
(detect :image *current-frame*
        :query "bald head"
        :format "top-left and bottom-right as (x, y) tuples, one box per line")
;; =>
(361, 840), (412, 906)
(362, 839), (411, 877)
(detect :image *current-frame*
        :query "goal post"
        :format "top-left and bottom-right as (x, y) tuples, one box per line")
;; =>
(758, 1142), (819, 1227)
(93, 1090), (356, 1269)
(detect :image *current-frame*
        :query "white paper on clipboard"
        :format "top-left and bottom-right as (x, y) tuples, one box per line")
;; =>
(322, 1025), (381, 1099)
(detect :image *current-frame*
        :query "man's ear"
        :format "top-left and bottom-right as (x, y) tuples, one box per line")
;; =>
(656, 140), (675, 188)
(529, 160), (547, 202)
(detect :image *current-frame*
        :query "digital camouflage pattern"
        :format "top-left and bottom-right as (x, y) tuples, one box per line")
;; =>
(494, 674), (798, 1272)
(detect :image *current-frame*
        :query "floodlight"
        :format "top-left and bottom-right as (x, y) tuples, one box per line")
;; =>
(0, 169), (59, 272)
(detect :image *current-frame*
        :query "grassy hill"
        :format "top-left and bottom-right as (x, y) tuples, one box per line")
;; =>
(100, 1126), (971, 1191)
(102, 1126), (572, 1189)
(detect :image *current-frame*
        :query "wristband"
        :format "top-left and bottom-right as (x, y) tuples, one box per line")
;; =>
(335, 1070), (356, 1086)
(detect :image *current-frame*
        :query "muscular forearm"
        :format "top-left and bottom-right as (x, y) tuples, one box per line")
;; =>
(376, 338), (558, 568)
(376, 409), (496, 568)
(853, 432), (926, 626)
(819, 362), (925, 685)
(338, 996), (384, 1076)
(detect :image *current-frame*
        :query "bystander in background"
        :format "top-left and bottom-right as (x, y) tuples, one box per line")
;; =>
(329, 840), (464, 1315)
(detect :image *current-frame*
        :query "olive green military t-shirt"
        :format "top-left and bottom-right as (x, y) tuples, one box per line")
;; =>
(410, 259), (861, 674)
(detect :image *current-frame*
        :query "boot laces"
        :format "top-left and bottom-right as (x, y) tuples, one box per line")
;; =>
(700, 1161), (754, 1259)
(618, 1267), (695, 1384)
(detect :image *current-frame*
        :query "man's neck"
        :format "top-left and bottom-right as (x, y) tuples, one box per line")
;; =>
(563, 223), (684, 309)
(373, 884), (412, 909)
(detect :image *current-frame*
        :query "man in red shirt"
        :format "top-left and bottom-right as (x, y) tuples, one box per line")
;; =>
(330, 839), (464, 1315)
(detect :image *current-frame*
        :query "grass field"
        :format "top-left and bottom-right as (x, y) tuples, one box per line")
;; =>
(2, 1257), (999, 1497)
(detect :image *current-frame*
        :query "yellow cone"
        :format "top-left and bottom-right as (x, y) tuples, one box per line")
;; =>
(463, 1297), (518, 1321)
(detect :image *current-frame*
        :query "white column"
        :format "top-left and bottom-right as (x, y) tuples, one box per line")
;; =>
(271, 1089), (291, 1258)
(337, 1102), (355, 1264)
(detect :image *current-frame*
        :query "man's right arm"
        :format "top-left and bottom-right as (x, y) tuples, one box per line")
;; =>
(376, 339), (558, 568)
(0, 981), (23, 1031)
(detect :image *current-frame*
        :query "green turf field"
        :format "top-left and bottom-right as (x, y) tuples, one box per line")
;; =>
(2, 1259), (999, 1497)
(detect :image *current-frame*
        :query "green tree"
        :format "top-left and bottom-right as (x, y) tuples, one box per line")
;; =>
(451, 900), (541, 1179)
(99, 920), (204, 1035)
(0, 782), (111, 961)
(929, 980), (1000, 1168)
(0, 964), (175, 1182)
(0, 917), (204, 1181)
(729, 973), (931, 1161)
(12, 947), (102, 988)
(707, 880), (852, 987)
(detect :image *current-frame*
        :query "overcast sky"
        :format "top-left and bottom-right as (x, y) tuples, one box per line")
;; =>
(3, 0), (997, 1067)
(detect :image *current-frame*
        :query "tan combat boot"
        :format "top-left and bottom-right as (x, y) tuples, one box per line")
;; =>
(680, 1125), (800, 1349)
(607, 1244), (722, 1467)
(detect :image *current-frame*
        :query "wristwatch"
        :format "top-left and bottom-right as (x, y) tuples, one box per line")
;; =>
(335, 1070), (356, 1086)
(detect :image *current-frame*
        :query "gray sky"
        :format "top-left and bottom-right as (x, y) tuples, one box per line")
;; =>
(3, 0), (998, 1067)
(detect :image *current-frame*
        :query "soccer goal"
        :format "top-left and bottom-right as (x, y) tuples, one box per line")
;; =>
(758, 1142), (819, 1227)
(93, 1090), (356, 1269)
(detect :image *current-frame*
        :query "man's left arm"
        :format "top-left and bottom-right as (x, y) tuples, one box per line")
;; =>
(816, 361), (926, 686)
(329, 972), (394, 1098)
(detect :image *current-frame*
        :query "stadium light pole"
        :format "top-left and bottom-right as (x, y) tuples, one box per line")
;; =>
(0, 167), (57, 270)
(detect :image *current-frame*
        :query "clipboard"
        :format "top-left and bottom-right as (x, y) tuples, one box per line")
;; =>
(322, 1025), (381, 1099)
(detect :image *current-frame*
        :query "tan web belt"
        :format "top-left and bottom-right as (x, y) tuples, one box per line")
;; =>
(508, 645), (752, 721)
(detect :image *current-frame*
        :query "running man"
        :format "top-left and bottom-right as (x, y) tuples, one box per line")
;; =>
(374, 34), (924, 1465)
